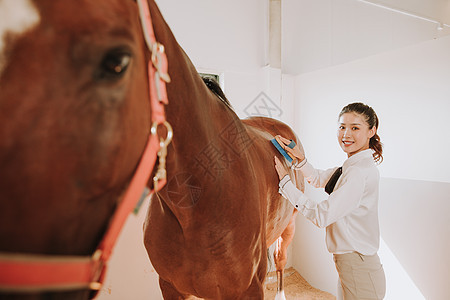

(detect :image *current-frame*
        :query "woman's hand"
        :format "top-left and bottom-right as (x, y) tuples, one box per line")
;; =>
(274, 156), (288, 180)
(275, 135), (305, 162)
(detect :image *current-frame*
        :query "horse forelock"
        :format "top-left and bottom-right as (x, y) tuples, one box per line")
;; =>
(0, 0), (40, 76)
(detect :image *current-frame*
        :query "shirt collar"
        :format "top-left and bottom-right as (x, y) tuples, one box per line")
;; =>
(343, 149), (374, 168)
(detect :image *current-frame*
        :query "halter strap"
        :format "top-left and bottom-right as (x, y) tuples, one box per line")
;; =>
(0, 0), (171, 294)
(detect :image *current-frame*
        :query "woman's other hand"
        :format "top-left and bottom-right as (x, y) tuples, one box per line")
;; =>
(274, 156), (288, 180)
(275, 135), (305, 162)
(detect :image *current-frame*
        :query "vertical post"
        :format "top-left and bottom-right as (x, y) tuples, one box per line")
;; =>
(276, 269), (283, 292)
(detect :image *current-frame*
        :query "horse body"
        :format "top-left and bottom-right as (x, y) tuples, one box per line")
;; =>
(1, 0), (303, 298)
(144, 113), (301, 298)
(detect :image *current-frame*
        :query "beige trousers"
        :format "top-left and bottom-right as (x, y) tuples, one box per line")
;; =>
(334, 252), (386, 300)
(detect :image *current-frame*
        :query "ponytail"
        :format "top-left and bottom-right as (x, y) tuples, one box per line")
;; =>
(370, 133), (383, 163)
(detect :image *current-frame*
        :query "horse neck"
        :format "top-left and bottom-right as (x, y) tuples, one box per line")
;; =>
(150, 2), (244, 225)
(166, 56), (235, 154)
(162, 57), (239, 219)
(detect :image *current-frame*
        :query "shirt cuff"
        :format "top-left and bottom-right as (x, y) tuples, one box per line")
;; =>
(279, 175), (291, 189)
(278, 177), (308, 210)
(292, 158), (307, 170)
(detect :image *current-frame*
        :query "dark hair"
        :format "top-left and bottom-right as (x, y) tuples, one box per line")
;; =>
(339, 102), (383, 164)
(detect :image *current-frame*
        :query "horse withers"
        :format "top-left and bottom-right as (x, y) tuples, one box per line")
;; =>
(0, 0), (304, 299)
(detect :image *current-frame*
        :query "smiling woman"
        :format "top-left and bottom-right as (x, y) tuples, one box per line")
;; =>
(274, 102), (386, 300)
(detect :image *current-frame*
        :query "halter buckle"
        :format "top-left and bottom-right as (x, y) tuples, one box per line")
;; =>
(151, 42), (171, 83)
(89, 249), (104, 291)
(151, 121), (173, 190)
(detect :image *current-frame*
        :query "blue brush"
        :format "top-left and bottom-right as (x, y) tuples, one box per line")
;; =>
(271, 138), (296, 163)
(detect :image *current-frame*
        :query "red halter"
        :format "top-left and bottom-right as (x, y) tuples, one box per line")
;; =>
(0, 0), (171, 295)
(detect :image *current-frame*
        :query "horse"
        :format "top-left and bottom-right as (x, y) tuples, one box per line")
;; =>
(0, 0), (304, 299)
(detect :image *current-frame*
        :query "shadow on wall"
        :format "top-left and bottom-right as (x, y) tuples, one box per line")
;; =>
(379, 178), (450, 300)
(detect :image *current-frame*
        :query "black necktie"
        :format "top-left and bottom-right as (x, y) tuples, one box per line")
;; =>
(325, 167), (342, 195)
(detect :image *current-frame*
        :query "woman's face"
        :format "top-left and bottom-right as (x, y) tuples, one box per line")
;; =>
(337, 112), (375, 157)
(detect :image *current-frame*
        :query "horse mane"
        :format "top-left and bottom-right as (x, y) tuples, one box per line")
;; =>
(201, 75), (234, 111)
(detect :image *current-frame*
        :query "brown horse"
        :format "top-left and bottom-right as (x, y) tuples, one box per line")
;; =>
(0, 0), (303, 299)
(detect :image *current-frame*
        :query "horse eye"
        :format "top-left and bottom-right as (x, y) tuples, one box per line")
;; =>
(97, 50), (132, 80)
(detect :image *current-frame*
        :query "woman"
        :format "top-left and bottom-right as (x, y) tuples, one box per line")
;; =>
(274, 102), (386, 300)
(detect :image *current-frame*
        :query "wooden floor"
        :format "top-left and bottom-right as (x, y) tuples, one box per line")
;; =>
(264, 267), (335, 300)
(187, 267), (335, 300)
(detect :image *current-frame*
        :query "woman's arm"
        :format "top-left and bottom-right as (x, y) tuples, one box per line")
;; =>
(297, 162), (339, 189)
(278, 166), (365, 228)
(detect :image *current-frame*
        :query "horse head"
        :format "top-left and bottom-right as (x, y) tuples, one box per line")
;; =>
(0, 0), (158, 297)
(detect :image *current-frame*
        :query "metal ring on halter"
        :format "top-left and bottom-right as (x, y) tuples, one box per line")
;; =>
(151, 43), (164, 65)
(151, 121), (173, 147)
(151, 43), (171, 83)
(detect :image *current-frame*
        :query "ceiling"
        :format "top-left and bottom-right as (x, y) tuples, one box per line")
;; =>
(372, 0), (450, 24)
(280, 0), (450, 74)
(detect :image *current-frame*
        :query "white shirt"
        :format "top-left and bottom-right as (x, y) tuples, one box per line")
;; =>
(278, 149), (380, 255)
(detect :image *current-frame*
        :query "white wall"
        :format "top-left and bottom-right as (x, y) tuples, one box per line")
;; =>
(290, 35), (450, 300)
(97, 199), (162, 300)
(154, 0), (268, 72)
